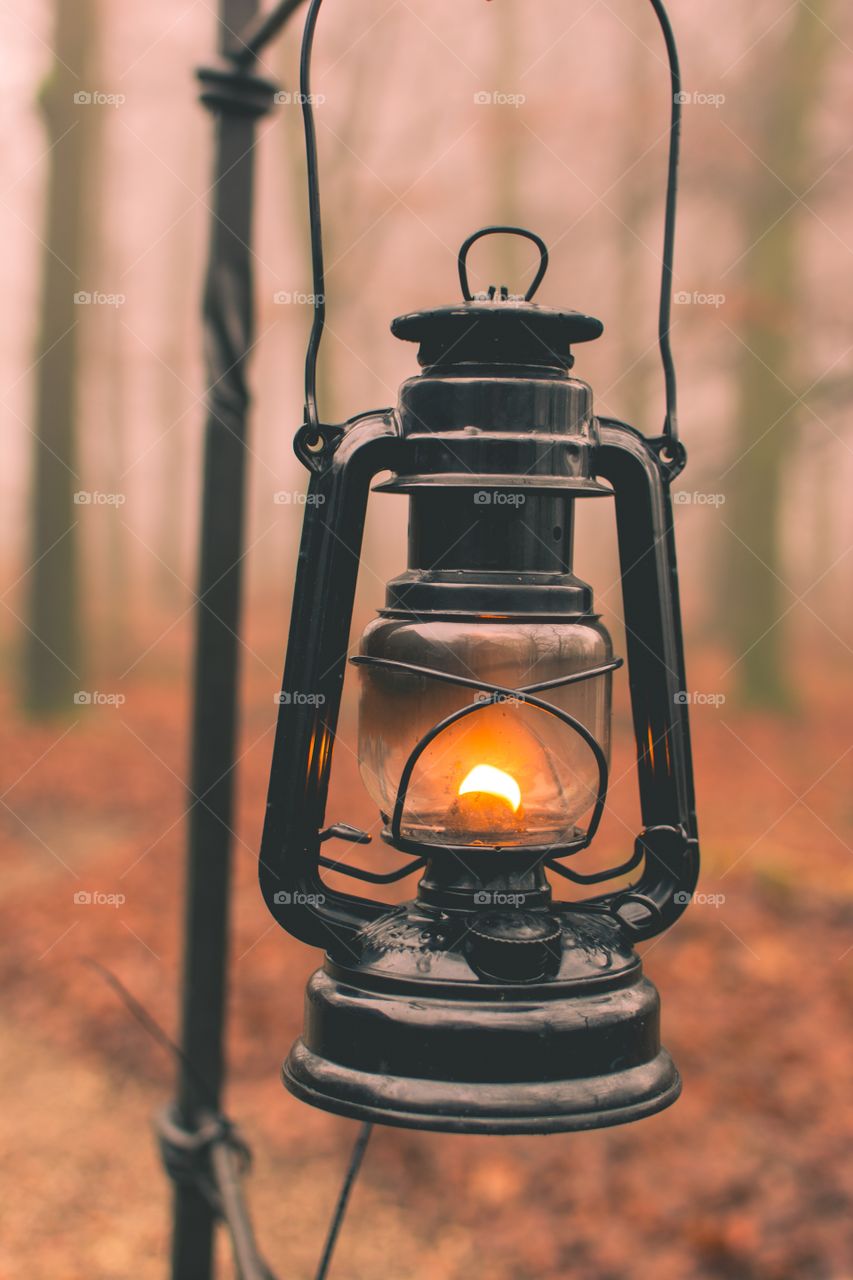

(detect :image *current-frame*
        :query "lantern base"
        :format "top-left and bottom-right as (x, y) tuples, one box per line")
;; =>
(284, 1040), (679, 1135)
(281, 906), (682, 1135)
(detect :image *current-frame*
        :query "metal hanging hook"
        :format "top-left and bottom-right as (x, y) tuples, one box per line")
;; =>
(457, 225), (549, 302)
(298, 0), (682, 445)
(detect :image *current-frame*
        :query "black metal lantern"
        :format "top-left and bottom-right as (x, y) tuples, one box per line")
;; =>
(259, 0), (699, 1135)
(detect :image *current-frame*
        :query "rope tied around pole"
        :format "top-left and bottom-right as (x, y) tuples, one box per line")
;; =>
(156, 1107), (250, 1203)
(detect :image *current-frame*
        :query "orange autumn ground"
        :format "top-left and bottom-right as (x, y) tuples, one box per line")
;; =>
(1, 642), (851, 1280)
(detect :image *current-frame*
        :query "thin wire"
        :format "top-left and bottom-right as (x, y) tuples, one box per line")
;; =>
(88, 959), (374, 1280)
(315, 1123), (374, 1280)
(84, 957), (218, 1112)
(298, 0), (682, 443)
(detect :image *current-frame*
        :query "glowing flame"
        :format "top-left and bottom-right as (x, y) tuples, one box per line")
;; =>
(458, 764), (521, 813)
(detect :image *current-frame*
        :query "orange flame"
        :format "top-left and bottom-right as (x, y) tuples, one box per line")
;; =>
(458, 764), (521, 813)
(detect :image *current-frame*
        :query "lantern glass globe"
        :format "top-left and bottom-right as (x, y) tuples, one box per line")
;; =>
(357, 615), (612, 848)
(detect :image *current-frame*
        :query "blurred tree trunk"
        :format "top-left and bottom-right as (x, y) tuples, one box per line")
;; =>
(86, 117), (129, 671)
(25, 0), (99, 713)
(726, 0), (830, 709)
(156, 202), (194, 612)
(102, 294), (130, 666)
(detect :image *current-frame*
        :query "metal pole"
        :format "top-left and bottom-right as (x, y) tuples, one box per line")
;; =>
(170, 2), (276, 1274)
(229, 0), (306, 65)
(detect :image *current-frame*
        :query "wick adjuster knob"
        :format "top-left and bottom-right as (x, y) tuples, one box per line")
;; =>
(467, 911), (562, 983)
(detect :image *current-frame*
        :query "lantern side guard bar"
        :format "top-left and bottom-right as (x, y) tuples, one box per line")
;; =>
(296, 0), (682, 446)
(259, 411), (403, 951)
(581, 418), (699, 937)
(318, 851), (427, 885)
(318, 820), (428, 886)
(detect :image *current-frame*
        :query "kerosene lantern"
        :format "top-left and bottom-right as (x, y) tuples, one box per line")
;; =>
(259, 0), (699, 1133)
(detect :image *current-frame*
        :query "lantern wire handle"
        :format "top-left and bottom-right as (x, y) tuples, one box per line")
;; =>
(457, 225), (549, 302)
(300, 0), (325, 438)
(648, 0), (682, 447)
(298, 0), (682, 445)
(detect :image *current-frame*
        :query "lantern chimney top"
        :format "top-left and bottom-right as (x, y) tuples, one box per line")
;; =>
(391, 225), (603, 373)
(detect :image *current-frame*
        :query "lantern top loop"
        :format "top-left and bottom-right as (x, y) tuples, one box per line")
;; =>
(457, 225), (549, 303)
(390, 224), (603, 372)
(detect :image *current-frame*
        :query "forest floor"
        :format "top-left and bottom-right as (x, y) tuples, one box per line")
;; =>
(0, 642), (851, 1280)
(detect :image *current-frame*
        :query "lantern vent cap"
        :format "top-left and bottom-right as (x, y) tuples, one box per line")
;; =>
(391, 303), (604, 373)
(392, 225), (603, 372)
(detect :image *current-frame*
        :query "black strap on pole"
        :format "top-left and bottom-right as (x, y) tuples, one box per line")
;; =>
(169, 2), (277, 1275)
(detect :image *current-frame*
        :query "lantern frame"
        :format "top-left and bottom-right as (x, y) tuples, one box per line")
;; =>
(259, 404), (699, 949)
